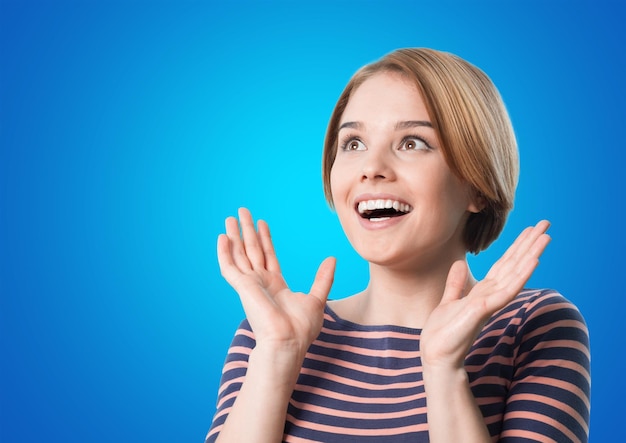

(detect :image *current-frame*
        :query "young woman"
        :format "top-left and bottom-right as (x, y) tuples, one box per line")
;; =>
(205, 48), (591, 443)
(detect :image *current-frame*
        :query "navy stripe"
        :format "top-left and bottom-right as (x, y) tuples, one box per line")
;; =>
(304, 357), (422, 384)
(291, 389), (427, 413)
(316, 331), (420, 351)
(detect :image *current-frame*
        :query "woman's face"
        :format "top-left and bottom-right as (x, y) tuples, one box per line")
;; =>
(330, 72), (480, 270)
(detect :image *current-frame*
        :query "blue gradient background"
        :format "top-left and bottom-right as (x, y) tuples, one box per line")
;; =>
(1, 1), (624, 441)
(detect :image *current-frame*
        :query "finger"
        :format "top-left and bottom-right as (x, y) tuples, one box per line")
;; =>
(482, 231), (552, 312)
(440, 260), (468, 304)
(498, 226), (533, 263)
(225, 215), (252, 271)
(529, 232), (551, 259)
(487, 220), (550, 280)
(238, 207), (266, 269)
(308, 257), (336, 304)
(257, 219), (281, 274)
(216, 233), (242, 286)
(508, 220), (551, 263)
(507, 232), (552, 288)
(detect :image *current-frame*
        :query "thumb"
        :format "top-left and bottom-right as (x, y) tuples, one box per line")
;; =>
(440, 260), (468, 304)
(309, 257), (336, 304)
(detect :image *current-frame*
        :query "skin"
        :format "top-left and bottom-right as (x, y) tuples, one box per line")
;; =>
(214, 72), (551, 442)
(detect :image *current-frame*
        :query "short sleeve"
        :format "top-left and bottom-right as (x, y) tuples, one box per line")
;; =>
(499, 291), (591, 442)
(205, 319), (255, 443)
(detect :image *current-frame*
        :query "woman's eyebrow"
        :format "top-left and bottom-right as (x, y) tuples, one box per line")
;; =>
(338, 120), (433, 131)
(395, 120), (433, 129)
(338, 121), (362, 130)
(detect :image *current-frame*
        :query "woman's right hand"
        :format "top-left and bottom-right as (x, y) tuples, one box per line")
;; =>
(217, 207), (336, 360)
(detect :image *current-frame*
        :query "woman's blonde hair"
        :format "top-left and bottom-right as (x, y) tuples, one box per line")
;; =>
(322, 48), (519, 254)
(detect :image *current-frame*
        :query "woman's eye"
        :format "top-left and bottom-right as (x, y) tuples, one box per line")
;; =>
(344, 139), (366, 151)
(400, 137), (429, 151)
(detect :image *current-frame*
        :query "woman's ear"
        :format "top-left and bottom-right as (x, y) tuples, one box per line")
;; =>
(467, 190), (487, 214)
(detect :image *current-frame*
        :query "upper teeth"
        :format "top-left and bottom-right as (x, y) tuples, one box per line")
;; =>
(357, 199), (412, 214)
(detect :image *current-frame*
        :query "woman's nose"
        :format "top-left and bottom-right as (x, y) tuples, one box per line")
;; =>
(361, 149), (395, 182)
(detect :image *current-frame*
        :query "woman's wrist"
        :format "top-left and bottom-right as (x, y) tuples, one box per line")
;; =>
(422, 363), (469, 391)
(249, 340), (307, 386)
(422, 363), (490, 443)
(214, 340), (305, 443)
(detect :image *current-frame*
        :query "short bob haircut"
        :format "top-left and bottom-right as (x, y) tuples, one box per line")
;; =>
(322, 48), (519, 254)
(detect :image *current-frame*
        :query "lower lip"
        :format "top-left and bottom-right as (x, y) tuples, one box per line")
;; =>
(357, 213), (408, 230)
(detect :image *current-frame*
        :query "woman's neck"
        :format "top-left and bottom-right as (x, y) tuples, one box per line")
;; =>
(330, 255), (476, 329)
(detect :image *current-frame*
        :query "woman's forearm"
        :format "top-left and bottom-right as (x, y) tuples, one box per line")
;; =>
(215, 342), (304, 443)
(422, 365), (491, 443)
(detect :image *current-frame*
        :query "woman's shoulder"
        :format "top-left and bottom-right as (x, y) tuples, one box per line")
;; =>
(510, 288), (585, 321)
(485, 288), (588, 339)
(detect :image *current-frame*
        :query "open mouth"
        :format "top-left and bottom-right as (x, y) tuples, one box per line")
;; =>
(356, 199), (413, 221)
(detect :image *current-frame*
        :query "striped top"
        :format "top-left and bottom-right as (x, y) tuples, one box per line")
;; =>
(206, 289), (590, 442)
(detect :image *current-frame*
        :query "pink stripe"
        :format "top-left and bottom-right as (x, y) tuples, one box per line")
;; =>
(205, 424), (222, 441)
(484, 307), (522, 327)
(524, 293), (561, 312)
(300, 367), (422, 391)
(469, 375), (509, 387)
(473, 326), (519, 346)
(294, 383), (426, 405)
(289, 398), (426, 420)
(507, 392), (588, 432)
(217, 375), (244, 397)
(215, 389), (239, 410)
(284, 436), (321, 443)
(305, 352), (421, 377)
(220, 349), (249, 370)
(285, 413), (429, 436)
(499, 428), (557, 442)
(310, 339), (418, 359)
(465, 354), (513, 371)
(321, 316), (420, 339)
(515, 356), (590, 381)
(520, 332), (591, 359)
(503, 410), (580, 442)
(235, 327), (254, 339)
(482, 411), (504, 426)
(224, 345), (252, 358)
(510, 375), (590, 410)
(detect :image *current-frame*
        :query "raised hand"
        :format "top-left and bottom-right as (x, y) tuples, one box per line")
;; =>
(217, 208), (336, 357)
(420, 220), (552, 369)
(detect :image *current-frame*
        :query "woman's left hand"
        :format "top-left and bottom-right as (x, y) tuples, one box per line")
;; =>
(420, 220), (552, 369)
